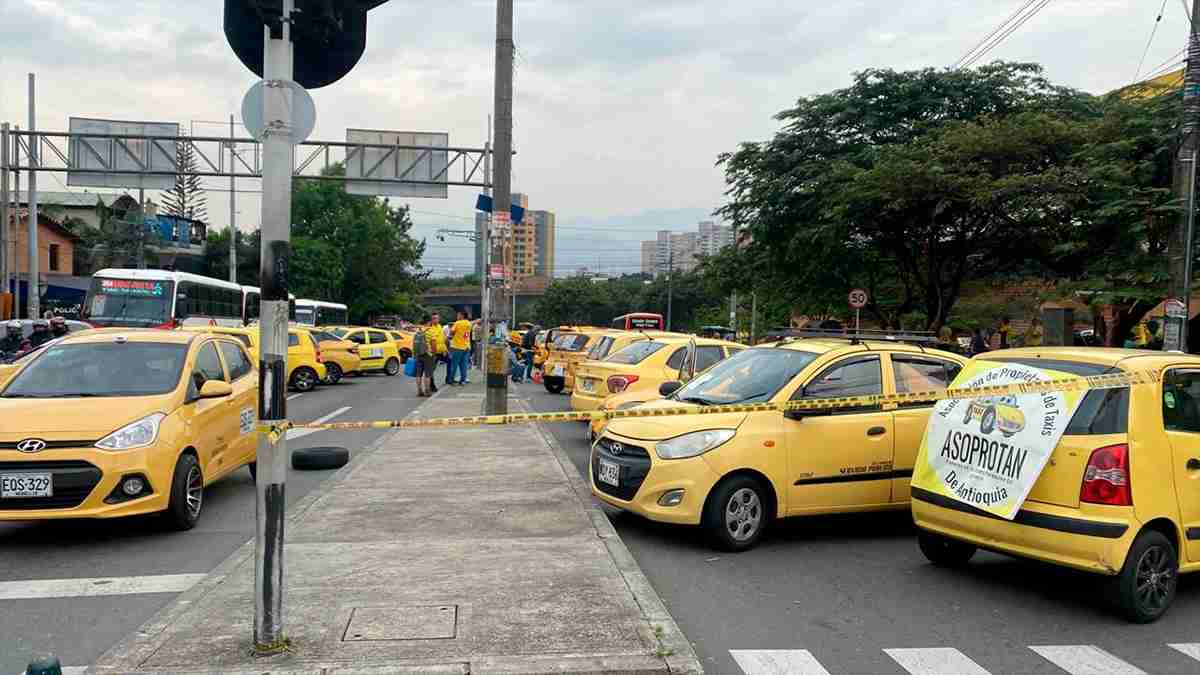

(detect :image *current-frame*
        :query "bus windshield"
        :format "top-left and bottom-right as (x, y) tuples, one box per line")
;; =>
(83, 277), (174, 327)
(295, 305), (316, 326)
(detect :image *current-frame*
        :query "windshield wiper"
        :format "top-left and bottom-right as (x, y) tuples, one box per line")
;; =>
(4, 392), (106, 398)
(677, 396), (715, 406)
(726, 391), (770, 404)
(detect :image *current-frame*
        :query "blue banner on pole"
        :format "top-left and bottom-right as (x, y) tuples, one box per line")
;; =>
(475, 194), (525, 223)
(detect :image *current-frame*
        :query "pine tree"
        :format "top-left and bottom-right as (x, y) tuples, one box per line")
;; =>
(161, 139), (208, 224)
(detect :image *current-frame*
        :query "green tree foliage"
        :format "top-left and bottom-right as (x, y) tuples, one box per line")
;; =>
(530, 273), (719, 331)
(161, 140), (208, 223)
(201, 228), (260, 285)
(74, 199), (163, 274)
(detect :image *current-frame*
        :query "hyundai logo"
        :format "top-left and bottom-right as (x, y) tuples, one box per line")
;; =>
(608, 441), (624, 456)
(16, 438), (47, 453)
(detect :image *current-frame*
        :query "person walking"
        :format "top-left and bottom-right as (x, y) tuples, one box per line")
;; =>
(412, 315), (432, 397)
(448, 310), (472, 385)
(998, 316), (1011, 349)
(520, 324), (538, 384)
(1024, 316), (1044, 347)
(424, 312), (447, 394)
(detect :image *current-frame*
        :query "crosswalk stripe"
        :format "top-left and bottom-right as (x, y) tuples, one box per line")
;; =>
(1169, 643), (1200, 662)
(884, 647), (991, 675)
(1029, 645), (1147, 675)
(730, 649), (832, 675)
(0, 574), (205, 600)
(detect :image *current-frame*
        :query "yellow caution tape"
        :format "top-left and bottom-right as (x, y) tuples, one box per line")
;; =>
(254, 369), (1159, 444)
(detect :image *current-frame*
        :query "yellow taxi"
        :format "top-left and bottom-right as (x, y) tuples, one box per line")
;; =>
(542, 327), (609, 394)
(181, 326), (327, 392)
(328, 326), (403, 376)
(387, 329), (416, 363)
(592, 337), (966, 551)
(308, 328), (363, 384)
(573, 335), (742, 412)
(913, 348), (1200, 623)
(0, 329), (259, 530)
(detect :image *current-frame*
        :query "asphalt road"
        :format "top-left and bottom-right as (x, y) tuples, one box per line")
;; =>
(523, 385), (1200, 675)
(0, 369), (430, 674)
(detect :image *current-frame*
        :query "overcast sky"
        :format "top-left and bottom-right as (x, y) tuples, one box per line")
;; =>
(0, 0), (1192, 274)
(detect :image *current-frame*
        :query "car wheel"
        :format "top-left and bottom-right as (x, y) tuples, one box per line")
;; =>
(1112, 530), (1178, 623)
(290, 367), (318, 392)
(293, 446), (350, 471)
(544, 377), (564, 394)
(702, 475), (768, 552)
(962, 406), (973, 424)
(385, 357), (401, 376)
(917, 528), (977, 567)
(163, 453), (203, 531)
(979, 407), (996, 435)
(323, 362), (343, 385)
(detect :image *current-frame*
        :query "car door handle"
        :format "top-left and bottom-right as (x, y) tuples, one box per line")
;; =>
(867, 426), (887, 437)
(1188, 458), (1200, 471)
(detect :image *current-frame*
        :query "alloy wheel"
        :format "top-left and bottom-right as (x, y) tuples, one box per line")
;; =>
(724, 487), (762, 542)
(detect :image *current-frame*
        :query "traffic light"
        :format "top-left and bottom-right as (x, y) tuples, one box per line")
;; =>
(224, 0), (391, 89)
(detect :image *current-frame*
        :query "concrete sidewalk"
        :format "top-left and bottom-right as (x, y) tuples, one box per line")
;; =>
(93, 380), (701, 674)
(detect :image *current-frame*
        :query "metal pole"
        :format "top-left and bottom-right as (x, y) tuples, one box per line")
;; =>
(254, 1), (294, 653)
(729, 291), (736, 340)
(666, 250), (673, 331)
(28, 73), (39, 319)
(1, 123), (9, 315)
(750, 291), (757, 345)
(1168, 0), (1200, 351)
(137, 188), (146, 270)
(1184, 147), (1198, 348)
(486, 0), (513, 415)
(230, 114), (238, 283)
(11, 126), (17, 304)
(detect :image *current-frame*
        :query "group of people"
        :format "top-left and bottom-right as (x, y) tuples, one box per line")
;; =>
(411, 310), (477, 397)
(0, 316), (71, 362)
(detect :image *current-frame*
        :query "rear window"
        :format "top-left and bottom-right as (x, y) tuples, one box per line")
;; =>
(977, 357), (1128, 435)
(554, 334), (590, 351)
(605, 341), (666, 365)
(329, 328), (349, 338)
(588, 336), (614, 360)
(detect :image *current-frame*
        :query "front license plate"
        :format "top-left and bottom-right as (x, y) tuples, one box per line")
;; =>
(598, 459), (620, 487)
(553, 364), (565, 377)
(1, 473), (53, 498)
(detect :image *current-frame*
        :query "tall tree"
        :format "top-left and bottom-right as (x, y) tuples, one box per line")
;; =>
(161, 140), (208, 223)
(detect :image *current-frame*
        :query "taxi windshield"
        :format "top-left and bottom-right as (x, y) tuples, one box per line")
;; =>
(670, 348), (819, 405)
(605, 341), (665, 365)
(1, 342), (189, 398)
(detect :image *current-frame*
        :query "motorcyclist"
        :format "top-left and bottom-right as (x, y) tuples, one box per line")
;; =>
(49, 316), (69, 338)
(29, 319), (52, 348)
(0, 320), (23, 356)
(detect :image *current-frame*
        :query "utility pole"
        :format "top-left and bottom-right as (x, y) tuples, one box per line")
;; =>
(1, 123), (9, 318)
(666, 249), (674, 331)
(479, 115), (491, 369)
(27, 74), (39, 320)
(1167, 0), (1200, 351)
(137, 188), (146, 270)
(486, 0), (513, 415)
(751, 291), (757, 345)
(230, 114), (238, 283)
(254, 0), (295, 652)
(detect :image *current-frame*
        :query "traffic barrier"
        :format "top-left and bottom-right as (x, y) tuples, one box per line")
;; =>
(256, 369), (1157, 443)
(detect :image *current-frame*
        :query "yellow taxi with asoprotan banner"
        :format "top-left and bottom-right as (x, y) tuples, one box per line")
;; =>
(572, 335), (743, 412)
(180, 325), (327, 392)
(328, 326), (403, 376)
(541, 326), (609, 394)
(592, 336), (966, 551)
(308, 328), (363, 384)
(911, 347), (1200, 623)
(0, 329), (259, 530)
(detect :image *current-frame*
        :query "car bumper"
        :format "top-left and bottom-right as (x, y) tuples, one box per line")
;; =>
(0, 447), (173, 520)
(570, 388), (606, 411)
(589, 432), (719, 525)
(911, 487), (1135, 575)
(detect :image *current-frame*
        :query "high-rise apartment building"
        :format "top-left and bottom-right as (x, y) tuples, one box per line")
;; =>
(640, 220), (732, 276)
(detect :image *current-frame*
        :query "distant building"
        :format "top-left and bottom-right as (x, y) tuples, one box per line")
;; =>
(698, 220), (734, 256)
(640, 220), (730, 276)
(640, 241), (656, 275)
(12, 191), (121, 229)
(472, 192), (555, 285)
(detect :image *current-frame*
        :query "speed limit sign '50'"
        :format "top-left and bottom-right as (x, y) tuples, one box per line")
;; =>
(849, 288), (869, 309)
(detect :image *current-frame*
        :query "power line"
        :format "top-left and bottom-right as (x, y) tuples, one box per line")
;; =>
(1133, 0), (1173, 84)
(959, 0), (1054, 70)
(953, 0), (1039, 69)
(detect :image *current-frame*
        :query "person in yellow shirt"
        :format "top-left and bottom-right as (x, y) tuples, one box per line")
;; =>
(1024, 316), (1044, 347)
(423, 312), (448, 393)
(448, 310), (472, 385)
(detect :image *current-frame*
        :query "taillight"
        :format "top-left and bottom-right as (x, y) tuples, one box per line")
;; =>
(607, 375), (639, 393)
(1080, 443), (1132, 506)
(315, 345), (324, 363)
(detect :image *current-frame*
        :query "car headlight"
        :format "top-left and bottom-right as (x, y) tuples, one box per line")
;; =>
(96, 413), (166, 451)
(655, 428), (736, 460)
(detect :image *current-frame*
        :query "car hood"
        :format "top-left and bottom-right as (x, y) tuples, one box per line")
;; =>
(0, 395), (172, 435)
(603, 398), (748, 441)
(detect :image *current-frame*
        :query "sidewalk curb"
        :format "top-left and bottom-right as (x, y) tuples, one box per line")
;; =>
(527, 405), (704, 675)
(91, 392), (442, 675)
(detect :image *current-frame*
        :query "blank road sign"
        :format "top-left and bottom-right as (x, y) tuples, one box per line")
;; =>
(344, 129), (448, 198)
(67, 117), (179, 191)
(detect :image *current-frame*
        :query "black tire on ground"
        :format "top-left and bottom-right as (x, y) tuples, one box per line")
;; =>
(323, 362), (343, 385)
(1111, 529), (1178, 623)
(702, 475), (769, 552)
(385, 357), (401, 376)
(248, 461), (257, 481)
(163, 453), (203, 531)
(917, 528), (977, 568)
(980, 407), (997, 435)
(290, 366), (319, 392)
(544, 376), (564, 394)
(292, 446), (350, 471)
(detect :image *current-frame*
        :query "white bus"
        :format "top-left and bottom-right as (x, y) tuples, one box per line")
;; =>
(84, 269), (246, 329)
(241, 286), (297, 325)
(295, 299), (349, 327)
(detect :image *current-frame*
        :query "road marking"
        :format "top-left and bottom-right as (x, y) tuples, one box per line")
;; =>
(1029, 645), (1147, 675)
(286, 393), (303, 401)
(0, 573), (205, 600)
(884, 648), (991, 675)
(1169, 643), (1200, 662)
(730, 649), (831, 674)
(286, 406), (351, 440)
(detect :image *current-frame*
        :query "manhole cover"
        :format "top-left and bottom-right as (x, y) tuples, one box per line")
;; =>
(343, 605), (458, 641)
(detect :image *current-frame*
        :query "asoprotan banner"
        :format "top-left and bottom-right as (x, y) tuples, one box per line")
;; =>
(911, 361), (1088, 520)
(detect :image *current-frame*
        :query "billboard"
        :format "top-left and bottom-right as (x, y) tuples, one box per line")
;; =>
(67, 117), (179, 191)
(344, 129), (448, 198)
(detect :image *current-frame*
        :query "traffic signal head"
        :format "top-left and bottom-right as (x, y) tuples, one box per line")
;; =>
(224, 1), (391, 89)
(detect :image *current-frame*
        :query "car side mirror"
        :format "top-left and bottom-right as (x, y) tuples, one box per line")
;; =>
(197, 380), (233, 400)
(659, 381), (683, 397)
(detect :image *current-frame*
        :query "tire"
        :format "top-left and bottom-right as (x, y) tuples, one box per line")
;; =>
(544, 376), (564, 394)
(917, 528), (977, 567)
(1111, 530), (1178, 623)
(962, 405), (973, 424)
(163, 453), (203, 531)
(290, 366), (319, 392)
(323, 362), (343, 385)
(384, 357), (401, 376)
(979, 407), (996, 435)
(702, 475), (769, 552)
(248, 461), (257, 481)
(292, 446), (350, 471)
